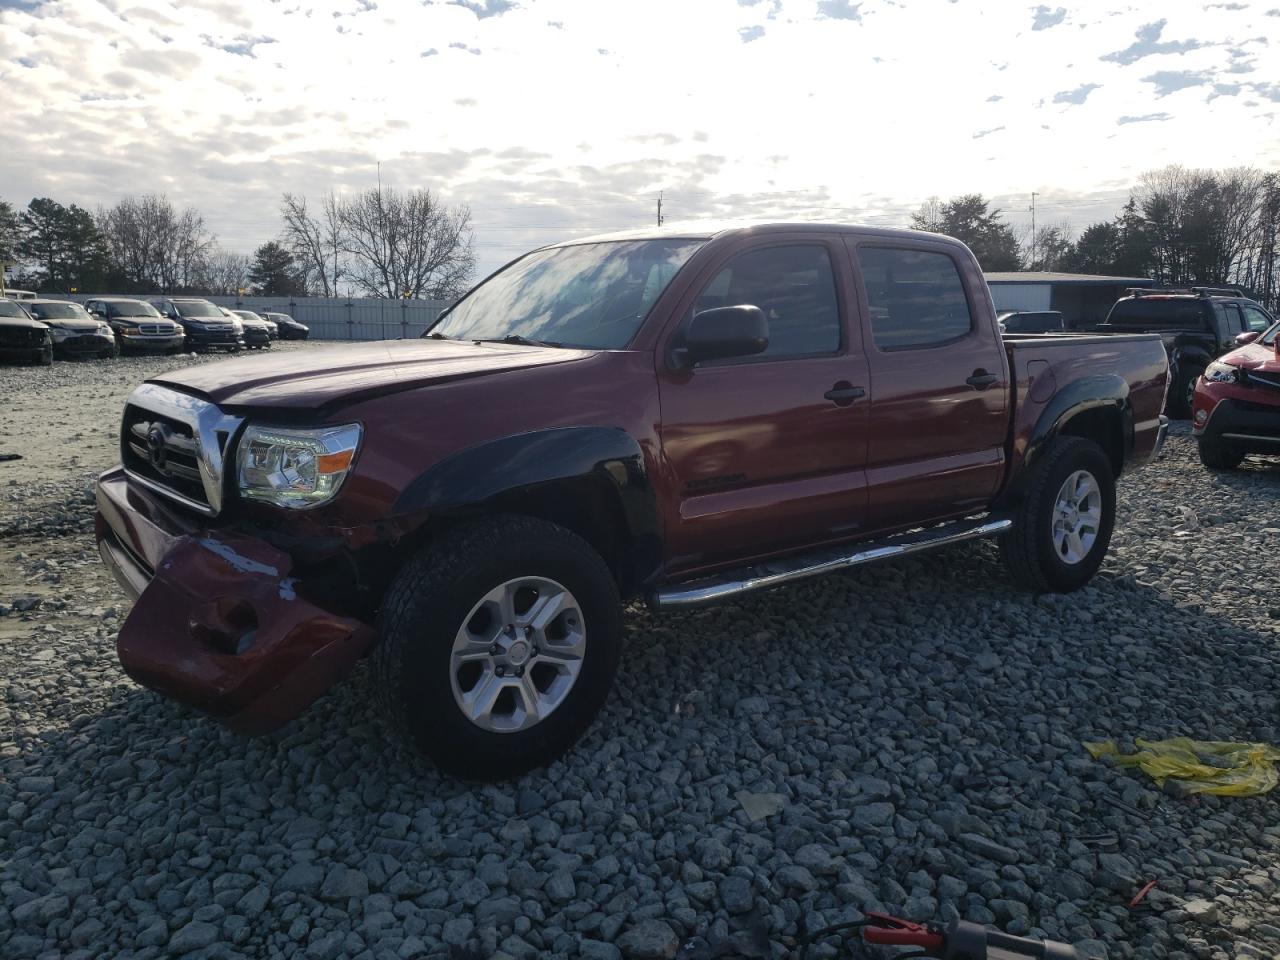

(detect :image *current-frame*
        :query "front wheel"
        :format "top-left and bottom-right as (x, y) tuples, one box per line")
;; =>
(1198, 436), (1244, 471)
(1000, 436), (1116, 593)
(374, 516), (622, 780)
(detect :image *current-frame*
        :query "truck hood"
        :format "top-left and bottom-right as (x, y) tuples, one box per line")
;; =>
(149, 338), (595, 410)
(1222, 340), (1280, 374)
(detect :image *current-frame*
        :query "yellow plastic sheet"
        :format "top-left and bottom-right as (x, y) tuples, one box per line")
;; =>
(1084, 737), (1280, 796)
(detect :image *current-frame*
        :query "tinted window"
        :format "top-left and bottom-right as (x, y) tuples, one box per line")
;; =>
(859, 247), (972, 350)
(1107, 298), (1208, 329)
(1242, 304), (1273, 333)
(0, 300), (28, 318)
(433, 239), (704, 349)
(693, 244), (840, 358)
(1218, 302), (1246, 332)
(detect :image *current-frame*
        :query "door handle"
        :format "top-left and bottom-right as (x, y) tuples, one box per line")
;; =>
(966, 370), (998, 389)
(824, 385), (866, 406)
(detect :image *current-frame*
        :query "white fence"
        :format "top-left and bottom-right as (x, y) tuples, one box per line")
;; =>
(58, 294), (453, 342)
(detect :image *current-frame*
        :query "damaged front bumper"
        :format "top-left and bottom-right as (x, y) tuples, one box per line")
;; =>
(95, 466), (375, 734)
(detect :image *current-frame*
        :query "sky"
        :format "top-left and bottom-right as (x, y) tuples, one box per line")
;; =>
(1, 0), (1278, 276)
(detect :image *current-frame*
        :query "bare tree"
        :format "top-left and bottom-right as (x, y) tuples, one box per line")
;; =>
(195, 247), (252, 296)
(339, 186), (475, 300)
(281, 191), (345, 296)
(97, 194), (213, 293)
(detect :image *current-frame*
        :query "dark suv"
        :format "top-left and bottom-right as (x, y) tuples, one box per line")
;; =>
(150, 298), (244, 352)
(1095, 288), (1272, 417)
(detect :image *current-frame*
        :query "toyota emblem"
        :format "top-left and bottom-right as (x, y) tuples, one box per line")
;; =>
(146, 425), (167, 470)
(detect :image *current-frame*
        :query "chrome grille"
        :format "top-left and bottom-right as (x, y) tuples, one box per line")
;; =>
(120, 383), (244, 516)
(137, 323), (179, 336)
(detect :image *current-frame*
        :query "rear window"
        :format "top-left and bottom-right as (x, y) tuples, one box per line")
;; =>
(859, 247), (973, 350)
(1106, 298), (1208, 329)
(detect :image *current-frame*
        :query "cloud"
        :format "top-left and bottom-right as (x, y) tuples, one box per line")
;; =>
(448, 41), (481, 55)
(816, 0), (862, 21)
(973, 126), (1005, 139)
(1101, 19), (1203, 65)
(1205, 2), (1247, 8)
(1117, 112), (1172, 124)
(421, 47), (438, 57)
(739, 24), (764, 42)
(987, 94), (1003, 101)
(1053, 83), (1100, 104)
(1031, 5), (1067, 30)
(449, 0), (515, 19)
(209, 34), (275, 56)
(1141, 69), (1213, 96)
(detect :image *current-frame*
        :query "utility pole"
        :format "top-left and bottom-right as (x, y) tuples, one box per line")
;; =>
(1029, 191), (1038, 270)
(657, 191), (664, 227)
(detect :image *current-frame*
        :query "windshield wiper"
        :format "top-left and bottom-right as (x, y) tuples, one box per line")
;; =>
(476, 334), (563, 348)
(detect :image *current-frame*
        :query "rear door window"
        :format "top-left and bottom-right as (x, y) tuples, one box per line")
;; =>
(1218, 302), (1245, 333)
(857, 247), (973, 350)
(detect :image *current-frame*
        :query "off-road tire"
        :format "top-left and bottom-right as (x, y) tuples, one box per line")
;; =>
(1168, 364), (1204, 419)
(374, 515), (622, 781)
(1197, 436), (1244, 471)
(1000, 436), (1116, 593)
(38, 346), (53, 366)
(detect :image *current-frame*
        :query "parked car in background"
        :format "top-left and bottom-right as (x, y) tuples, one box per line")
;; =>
(97, 222), (1168, 779)
(151, 297), (244, 352)
(998, 310), (1065, 334)
(25, 299), (116, 359)
(1192, 316), (1280, 470)
(230, 309), (274, 348)
(86, 298), (186, 354)
(0, 297), (52, 365)
(1088, 288), (1271, 417)
(263, 311), (308, 340)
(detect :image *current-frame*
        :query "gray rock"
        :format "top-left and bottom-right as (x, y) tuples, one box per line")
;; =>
(276, 862), (324, 896)
(169, 920), (219, 953)
(720, 875), (754, 914)
(617, 919), (680, 959)
(958, 833), (1021, 865)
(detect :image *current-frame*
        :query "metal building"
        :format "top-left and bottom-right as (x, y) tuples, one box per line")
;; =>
(984, 272), (1155, 329)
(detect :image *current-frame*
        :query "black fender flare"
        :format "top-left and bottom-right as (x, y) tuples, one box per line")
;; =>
(999, 374), (1132, 506)
(393, 427), (661, 593)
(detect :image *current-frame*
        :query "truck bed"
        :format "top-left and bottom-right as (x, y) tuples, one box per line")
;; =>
(1002, 331), (1169, 480)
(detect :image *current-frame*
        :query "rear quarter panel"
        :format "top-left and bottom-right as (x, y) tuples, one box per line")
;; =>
(1004, 334), (1168, 480)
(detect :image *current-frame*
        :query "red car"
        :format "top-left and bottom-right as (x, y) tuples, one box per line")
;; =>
(1192, 315), (1280, 469)
(96, 223), (1169, 779)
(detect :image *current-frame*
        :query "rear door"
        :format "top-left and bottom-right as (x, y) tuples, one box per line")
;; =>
(847, 240), (1009, 530)
(657, 235), (870, 573)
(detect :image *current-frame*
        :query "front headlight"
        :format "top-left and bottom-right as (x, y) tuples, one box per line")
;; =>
(237, 423), (362, 509)
(97, 323), (112, 336)
(1204, 361), (1238, 384)
(47, 326), (70, 341)
(231, 319), (244, 334)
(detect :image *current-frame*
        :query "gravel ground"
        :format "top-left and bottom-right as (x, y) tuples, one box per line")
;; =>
(2, 348), (1280, 960)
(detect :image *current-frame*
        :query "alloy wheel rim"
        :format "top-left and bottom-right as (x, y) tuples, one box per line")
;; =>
(1051, 469), (1102, 565)
(449, 576), (586, 733)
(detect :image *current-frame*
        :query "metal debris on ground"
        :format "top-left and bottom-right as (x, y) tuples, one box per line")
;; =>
(1085, 738), (1280, 796)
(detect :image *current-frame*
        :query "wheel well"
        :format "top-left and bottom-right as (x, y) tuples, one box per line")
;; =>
(1059, 407), (1123, 476)
(391, 477), (640, 601)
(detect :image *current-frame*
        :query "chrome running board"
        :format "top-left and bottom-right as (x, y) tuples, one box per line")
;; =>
(651, 516), (1013, 611)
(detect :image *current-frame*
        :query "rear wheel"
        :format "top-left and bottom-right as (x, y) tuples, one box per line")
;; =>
(1169, 364), (1204, 419)
(1198, 436), (1244, 471)
(1000, 436), (1116, 593)
(374, 515), (622, 780)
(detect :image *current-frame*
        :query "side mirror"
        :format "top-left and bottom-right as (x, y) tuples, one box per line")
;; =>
(672, 305), (769, 368)
(1234, 331), (1260, 347)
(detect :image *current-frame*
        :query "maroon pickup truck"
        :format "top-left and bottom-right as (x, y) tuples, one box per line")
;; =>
(96, 223), (1168, 779)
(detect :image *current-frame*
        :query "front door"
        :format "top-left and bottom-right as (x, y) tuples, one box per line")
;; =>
(849, 240), (1010, 531)
(657, 238), (870, 574)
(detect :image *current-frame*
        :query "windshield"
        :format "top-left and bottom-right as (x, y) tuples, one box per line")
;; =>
(175, 301), (224, 318)
(0, 300), (29, 318)
(430, 239), (705, 348)
(106, 301), (161, 318)
(28, 302), (91, 321)
(234, 310), (262, 322)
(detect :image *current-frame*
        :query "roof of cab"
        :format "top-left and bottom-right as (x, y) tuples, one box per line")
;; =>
(556, 220), (968, 249)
